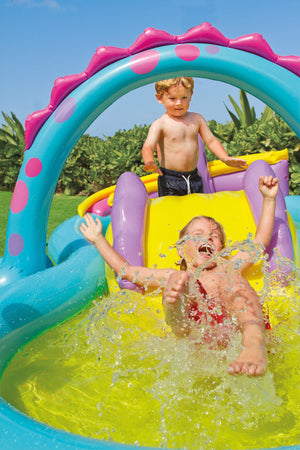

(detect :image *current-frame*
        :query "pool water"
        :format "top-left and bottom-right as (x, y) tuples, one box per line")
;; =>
(0, 269), (299, 450)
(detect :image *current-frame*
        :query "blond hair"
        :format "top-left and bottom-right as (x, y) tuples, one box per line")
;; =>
(155, 77), (194, 97)
(178, 216), (226, 270)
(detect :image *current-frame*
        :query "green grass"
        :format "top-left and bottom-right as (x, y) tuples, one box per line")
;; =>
(0, 192), (87, 257)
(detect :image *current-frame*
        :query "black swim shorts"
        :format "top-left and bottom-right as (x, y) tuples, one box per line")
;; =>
(158, 167), (203, 197)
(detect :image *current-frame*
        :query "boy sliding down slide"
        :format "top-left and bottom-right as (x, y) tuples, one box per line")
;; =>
(80, 176), (278, 377)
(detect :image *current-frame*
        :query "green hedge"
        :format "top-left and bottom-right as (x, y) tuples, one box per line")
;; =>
(0, 112), (299, 196)
(207, 114), (300, 194)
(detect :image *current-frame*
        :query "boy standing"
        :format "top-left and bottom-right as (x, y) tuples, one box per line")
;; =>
(142, 77), (247, 196)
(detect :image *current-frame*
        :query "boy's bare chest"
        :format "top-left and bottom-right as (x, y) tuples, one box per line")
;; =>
(163, 118), (199, 139)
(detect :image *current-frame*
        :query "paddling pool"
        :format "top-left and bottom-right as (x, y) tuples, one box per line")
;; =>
(0, 23), (299, 450)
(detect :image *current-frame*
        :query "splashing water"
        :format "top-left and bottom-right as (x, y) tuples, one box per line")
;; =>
(0, 247), (299, 449)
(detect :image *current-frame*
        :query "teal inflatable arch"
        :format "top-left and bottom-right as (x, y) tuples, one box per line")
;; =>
(1, 25), (300, 288)
(0, 23), (300, 450)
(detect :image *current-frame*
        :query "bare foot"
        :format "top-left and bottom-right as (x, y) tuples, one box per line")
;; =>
(163, 271), (190, 337)
(227, 344), (267, 376)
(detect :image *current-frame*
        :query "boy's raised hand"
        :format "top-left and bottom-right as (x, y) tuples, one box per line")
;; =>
(259, 175), (278, 199)
(80, 213), (103, 244)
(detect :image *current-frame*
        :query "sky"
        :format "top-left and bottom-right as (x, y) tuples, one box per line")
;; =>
(1, 0), (299, 139)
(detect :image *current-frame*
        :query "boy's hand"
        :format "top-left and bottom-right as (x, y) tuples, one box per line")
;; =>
(79, 213), (103, 244)
(224, 157), (248, 169)
(259, 175), (278, 199)
(143, 161), (163, 175)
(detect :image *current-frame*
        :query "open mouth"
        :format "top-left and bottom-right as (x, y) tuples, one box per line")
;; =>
(198, 244), (214, 255)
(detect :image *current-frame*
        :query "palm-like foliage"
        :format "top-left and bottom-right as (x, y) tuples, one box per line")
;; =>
(0, 112), (25, 149)
(225, 90), (274, 129)
(0, 112), (25, 190)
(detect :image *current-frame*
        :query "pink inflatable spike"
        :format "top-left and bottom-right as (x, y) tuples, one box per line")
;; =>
(178, 22), (229, 45)
(128, 27), (176, 53)
(85, 46), (130, 77)
(25, 108), (53, 150)
(277, 55), (300, 77)
(50, 73), (88, 108)
(229, 33), (277, 62)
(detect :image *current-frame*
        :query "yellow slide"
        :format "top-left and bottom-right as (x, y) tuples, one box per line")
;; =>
(105, 165), (297, 330)
(106, 190), (262, 293)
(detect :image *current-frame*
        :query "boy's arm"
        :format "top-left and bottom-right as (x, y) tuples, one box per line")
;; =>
(232, 176), (278, 272)
(142, 121), (163, 174)
(80, 214), (174, 288)
(198, 115), (247, 169)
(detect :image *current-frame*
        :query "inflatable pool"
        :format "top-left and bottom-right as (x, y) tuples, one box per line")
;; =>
(0, 23), (299, 450)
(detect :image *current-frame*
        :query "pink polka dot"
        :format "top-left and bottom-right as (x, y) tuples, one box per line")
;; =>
(8, 233), (24, 256)
(54, 97), (76, 123)
(25, 158), (42, 178)
(175, 44), (200, 61)
(11, 180), (29, 214)
(205, 45), (220, 55)
(130, 50), (160, 75)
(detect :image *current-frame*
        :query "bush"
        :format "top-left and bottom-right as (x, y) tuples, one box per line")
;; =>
(86, 125), (150, 194)
(0, 111), (299, 195)
(57, 134), (99, 195)
(56, 124), (152, 195)
(207, 114), (300, 194)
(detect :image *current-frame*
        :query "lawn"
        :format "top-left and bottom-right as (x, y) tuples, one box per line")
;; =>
(0, 192), (87, 257)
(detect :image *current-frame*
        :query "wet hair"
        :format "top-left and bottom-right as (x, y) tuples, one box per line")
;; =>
(178, 216), (226, 270)
(155, 77), (194, 97)
(179, 216), (226, 246)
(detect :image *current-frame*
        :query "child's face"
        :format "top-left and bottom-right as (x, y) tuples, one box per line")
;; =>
(156, 84), (192, 118)
(178, 218), (223, 269)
